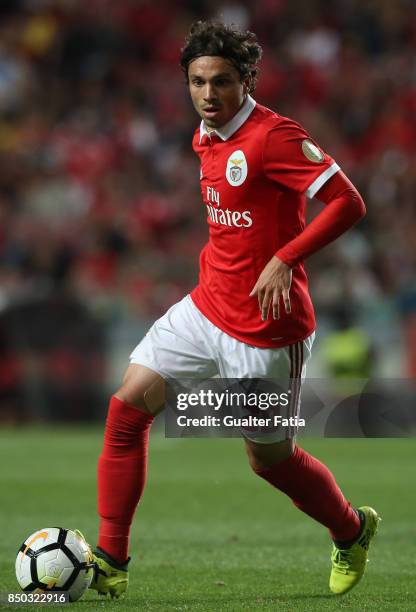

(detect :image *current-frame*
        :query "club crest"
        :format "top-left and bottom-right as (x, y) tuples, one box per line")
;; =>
(226, 150), (248, 186)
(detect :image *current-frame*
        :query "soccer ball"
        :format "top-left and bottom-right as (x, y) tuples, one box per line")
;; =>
(15, 527), (95, 602)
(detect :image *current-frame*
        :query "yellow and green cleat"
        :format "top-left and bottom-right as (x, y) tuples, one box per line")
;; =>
(90, 547), (129, 599)
(329, 506), (381, 595)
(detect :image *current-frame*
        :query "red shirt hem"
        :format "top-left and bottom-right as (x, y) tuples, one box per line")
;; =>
(190, 290), (316, 349)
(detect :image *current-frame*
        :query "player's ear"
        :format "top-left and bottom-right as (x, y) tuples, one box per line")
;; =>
(242, 75), (252, 95)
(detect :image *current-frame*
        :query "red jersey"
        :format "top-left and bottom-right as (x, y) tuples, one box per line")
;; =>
(191, 95), (340, 348)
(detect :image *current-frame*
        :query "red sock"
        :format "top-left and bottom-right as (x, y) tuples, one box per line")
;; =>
(254, 445), (360, 542)
(97, 395), (154, 563)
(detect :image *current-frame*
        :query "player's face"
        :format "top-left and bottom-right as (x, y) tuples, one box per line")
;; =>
(188, 56), (249, 129)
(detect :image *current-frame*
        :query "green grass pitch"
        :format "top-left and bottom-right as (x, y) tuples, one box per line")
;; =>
(0, 426), (415, 611)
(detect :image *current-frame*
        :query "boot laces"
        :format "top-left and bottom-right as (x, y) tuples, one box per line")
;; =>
(332, 547), (354, 574)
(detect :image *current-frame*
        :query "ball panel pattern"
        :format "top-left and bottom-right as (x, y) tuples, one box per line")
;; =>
(16, 527), (93, 602)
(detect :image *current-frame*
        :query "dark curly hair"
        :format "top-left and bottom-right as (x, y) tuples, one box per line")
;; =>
(180, 21), (263, 93)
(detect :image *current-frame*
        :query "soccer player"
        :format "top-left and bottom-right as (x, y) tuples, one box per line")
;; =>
(89, 21), (380, 598)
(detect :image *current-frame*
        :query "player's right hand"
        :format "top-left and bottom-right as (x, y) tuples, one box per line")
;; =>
(249, 255), (292, 320)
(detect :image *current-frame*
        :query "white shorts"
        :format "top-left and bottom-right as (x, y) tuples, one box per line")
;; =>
(130, 295), (314, 442)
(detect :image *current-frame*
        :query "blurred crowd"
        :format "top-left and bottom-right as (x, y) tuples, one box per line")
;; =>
(0, 0), (415, 385)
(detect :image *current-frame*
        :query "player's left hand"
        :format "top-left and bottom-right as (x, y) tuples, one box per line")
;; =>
(249, 255), (292, 320)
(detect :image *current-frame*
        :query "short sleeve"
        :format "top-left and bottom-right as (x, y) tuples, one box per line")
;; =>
(263, 118), (340, 198)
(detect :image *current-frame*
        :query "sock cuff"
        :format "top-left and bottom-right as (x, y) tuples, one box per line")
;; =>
(109, 395), (154, 426)
(253, 444), (301, 477)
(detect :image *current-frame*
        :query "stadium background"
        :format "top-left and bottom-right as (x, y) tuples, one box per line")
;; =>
(0, 2), (415, 610)
(0, 0), (415, 420)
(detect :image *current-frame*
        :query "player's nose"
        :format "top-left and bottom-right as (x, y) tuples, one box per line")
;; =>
(202, 83), (218, 102)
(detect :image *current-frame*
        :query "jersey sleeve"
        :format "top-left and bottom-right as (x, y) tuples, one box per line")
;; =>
(262, 118), (340, 198)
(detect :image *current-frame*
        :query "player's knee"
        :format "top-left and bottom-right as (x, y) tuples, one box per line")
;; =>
(114, 385), (148, 411)
(115, 364), (165, 415)
(245, 438), (294, 471)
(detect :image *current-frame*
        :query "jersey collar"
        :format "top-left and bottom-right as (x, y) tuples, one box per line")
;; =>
(199, 94), (256, 144)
